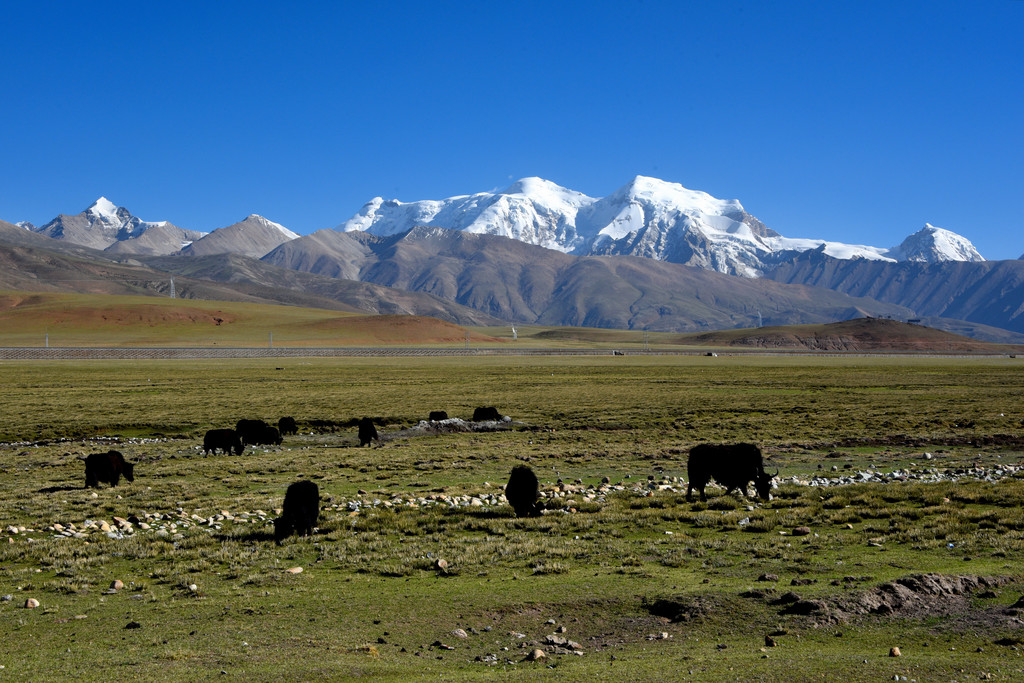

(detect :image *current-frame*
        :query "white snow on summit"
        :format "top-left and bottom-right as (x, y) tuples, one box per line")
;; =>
(339, 177), (592, 251)
(248, 214), (300, 240)
(86, 196), (121, 224)
(888, 223), (984, 262)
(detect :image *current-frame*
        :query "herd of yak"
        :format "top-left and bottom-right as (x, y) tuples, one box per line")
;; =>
(80, 409), (777, 543)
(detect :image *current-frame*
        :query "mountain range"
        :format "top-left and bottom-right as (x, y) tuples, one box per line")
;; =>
(4, 178), (1023, 341)
(337, 176), (986, 276)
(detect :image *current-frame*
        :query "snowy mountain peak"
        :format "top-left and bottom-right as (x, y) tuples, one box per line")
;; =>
(85, 197), (122, 223)
(30, 198), (202, 255)
(503, 177), (558, 195)
(245, 214), (300, 240)
(889, 224), (984, 263)
(611, 176), (744, 215)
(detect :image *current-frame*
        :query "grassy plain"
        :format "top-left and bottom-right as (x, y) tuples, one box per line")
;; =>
(0, 354), (1023, 681)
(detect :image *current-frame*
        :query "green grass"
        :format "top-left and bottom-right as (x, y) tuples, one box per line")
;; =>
(0, 355), (1022, 680)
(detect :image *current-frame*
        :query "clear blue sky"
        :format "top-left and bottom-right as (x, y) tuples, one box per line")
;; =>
(2, 1), (1021, 258)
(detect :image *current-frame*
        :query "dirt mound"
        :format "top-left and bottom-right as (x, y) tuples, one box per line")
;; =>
(644, 594), (729, 623)
(776, 574), (1014, 626)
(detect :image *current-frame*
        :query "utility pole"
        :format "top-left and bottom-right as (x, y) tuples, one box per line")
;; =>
(169, 278), (176, 299)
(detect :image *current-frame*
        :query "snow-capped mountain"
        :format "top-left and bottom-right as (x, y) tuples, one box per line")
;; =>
(180, 214), (299, 258)
(339, 177), (592, 252)
(31, 197), (204, 255)
(887, 224), (985, 263)
(338, 177), (985, 277)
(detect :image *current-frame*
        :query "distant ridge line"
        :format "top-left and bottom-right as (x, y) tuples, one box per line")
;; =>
(0, 347), (1008, 360)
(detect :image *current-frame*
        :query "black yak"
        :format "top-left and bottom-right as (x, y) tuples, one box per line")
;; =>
(84, 450), (135, 488)
(203, 428), (244, 455)
(252, 425), (283, 446)
(472, 406), (502, 422)
(686, 443), (776, 502)
(505, 465), (542, 517)
(274, 480), (320, 541)
(278, 416), (298, 436)
(357, 417), (378, 447)
(428, 410), (448, 422)
(235, 419), (270, 446)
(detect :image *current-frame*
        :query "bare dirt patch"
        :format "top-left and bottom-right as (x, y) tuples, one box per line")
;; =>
(770, 574), (1020, 629)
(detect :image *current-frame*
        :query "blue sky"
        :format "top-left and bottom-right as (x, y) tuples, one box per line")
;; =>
(2, 1), (1021, 258)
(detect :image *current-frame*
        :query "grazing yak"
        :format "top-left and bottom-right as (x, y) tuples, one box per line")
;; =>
(428, 410), (448, 422)
(253, 425), (283, 446)
(203, 428), (244, 455)
(84, 450), (135, 488)
(357, 417), (379, 447)
(472, 406), (502, 422)
(274, 480), (320, 542)
(686, 443), (776, 502)
(505, 465), (542, 517)
(236, 419), (282, 446)
(278, 416), (298, 436)
(235, 419), (269, 445)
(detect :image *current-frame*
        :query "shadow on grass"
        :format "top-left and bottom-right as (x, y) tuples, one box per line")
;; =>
(214, 529), (276, 543)
(452, 507), (513, 520)
(38, 484), (86, 493)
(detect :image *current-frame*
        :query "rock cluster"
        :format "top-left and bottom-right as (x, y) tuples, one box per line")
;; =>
(44, 509), (272, 541)
(790, 463), (1023, 488)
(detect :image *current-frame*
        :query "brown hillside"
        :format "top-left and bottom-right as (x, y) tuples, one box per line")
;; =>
(0, 292), (495, 347)
(685, 318), (1011, 352)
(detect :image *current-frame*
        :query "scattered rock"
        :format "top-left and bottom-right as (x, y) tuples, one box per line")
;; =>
(24, 598), (39, 609)
(889, 646), (901, 657)
(772, 592), (802, 605)
(434, 558), (449, 574)
(124, 621), (142, 629)
(793, 526), (812, 536)
(110, 579), (124, 590)
(524, 649), (546, 661)
(757, 573), (779, 582)
(452, 629), (468, 639)
(284, 567), (303, 574)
